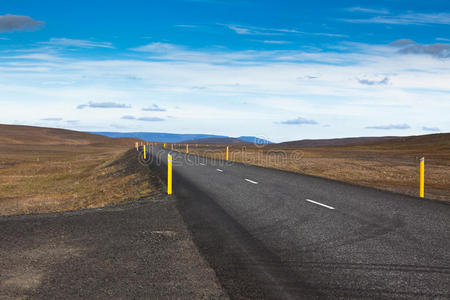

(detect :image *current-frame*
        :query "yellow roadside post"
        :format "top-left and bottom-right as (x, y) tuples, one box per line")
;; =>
(226, 146), (229, 161)
(186, 144), (189, 153)
(420, 157), (425, 198)
(164, 143), (166, 149)
(168, 154), (173, 195)
(143, 145), (146, 160)
(136, 142), (138, 151)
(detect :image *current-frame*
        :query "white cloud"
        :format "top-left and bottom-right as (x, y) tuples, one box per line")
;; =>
(221, 24), (303, 35)
(142, 104), (166, 112)
(343, 12), (450, 25)
(77, 101), (131, 109)
(41, 38), (114, 49)
(262, 40), (292, 44)
(422, 126), (440, 132)
(137, 117), (164, 122)
(346, 7), (390, 15)
(280, 117), (318, 125)
(365, 124), (410, 130)
(357, 76), (389, 86)
(131, 42), (180, 53)
(174, 24), (199, 28)
(0, 41), (449, 140)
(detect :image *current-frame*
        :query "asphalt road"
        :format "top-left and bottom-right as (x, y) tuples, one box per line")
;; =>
(150, 146), (450, 299)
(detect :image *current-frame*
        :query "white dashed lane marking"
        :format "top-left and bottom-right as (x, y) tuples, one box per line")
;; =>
(216, 169), (223, 172)
(306, 199), (335, 210)
(244, 179), (258, 184)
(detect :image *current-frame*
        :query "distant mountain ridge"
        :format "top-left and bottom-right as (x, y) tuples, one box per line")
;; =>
(90, 132), (273, 144)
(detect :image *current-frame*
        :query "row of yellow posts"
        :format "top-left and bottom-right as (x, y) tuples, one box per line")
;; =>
(137, 142), (426, 199)
(161, 143), (228, 161)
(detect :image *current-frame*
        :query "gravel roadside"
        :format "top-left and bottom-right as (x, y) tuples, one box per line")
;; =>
(0, 195), (228, 299)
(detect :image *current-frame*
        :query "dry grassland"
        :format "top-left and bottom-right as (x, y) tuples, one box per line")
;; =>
(0, 125), (159, 216)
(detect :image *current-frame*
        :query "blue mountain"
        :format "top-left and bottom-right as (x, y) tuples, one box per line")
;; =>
(90, 132), (272, 144)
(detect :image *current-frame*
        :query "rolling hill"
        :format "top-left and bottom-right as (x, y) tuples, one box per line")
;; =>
(273, 133), (450, 148)
(1, 124), (139, 146)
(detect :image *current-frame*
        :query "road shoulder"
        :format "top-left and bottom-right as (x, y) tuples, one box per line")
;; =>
(0, 195), (228, 299)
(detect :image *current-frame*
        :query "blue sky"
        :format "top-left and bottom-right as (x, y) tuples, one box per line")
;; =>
(1, 0), (449, 142)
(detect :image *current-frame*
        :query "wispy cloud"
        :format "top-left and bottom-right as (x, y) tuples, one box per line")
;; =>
(222, 24), (302, 36)
(137, 117), (164, 122)
(358, 77), (389, 86)
(77, 101), (131, 109)
(261, 40), (292, 44)
(0, 14), (44, 32)
(342, 13), (450, 25)
(422, 126), (440, 132)
(280, 117), (318, 125)
(121, 115), (164, 121)
(174, 24), (198, 28)
(131, 42), (179, 53)
(220, 23), (347, 38)
(142, 104), (166, 112)
(346, 7), (390, 15)
(41, 117), (62, 121)
(129, 41), (356, 64)
(365, 124), (411, 130)
(41, 38), (114, 49)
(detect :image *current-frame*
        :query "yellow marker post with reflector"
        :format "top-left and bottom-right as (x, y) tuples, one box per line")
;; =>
(226, 146), (229, 161)
(136, 142), (138, 151)
(168, 154), (173, 195)
(186, 144), (189, 153)
(143, 145), (146, 160)
(420, 157), (424, 198)
(164, 143), (166, 149)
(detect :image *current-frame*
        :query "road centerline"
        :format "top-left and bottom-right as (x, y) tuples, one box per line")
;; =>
(216, 168), (223, 172)
(244, 178), (258, 184)
(306, 199), (335, 210)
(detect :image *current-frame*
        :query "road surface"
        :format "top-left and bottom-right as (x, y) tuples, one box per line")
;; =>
(149, 146), (450, 299)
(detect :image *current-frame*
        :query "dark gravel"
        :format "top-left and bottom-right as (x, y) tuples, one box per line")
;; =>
(0, 196), (228, 299)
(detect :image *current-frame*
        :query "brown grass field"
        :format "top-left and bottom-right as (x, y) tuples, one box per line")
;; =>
(178, 133), (450, 201)
(0, 124), (159, 216)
